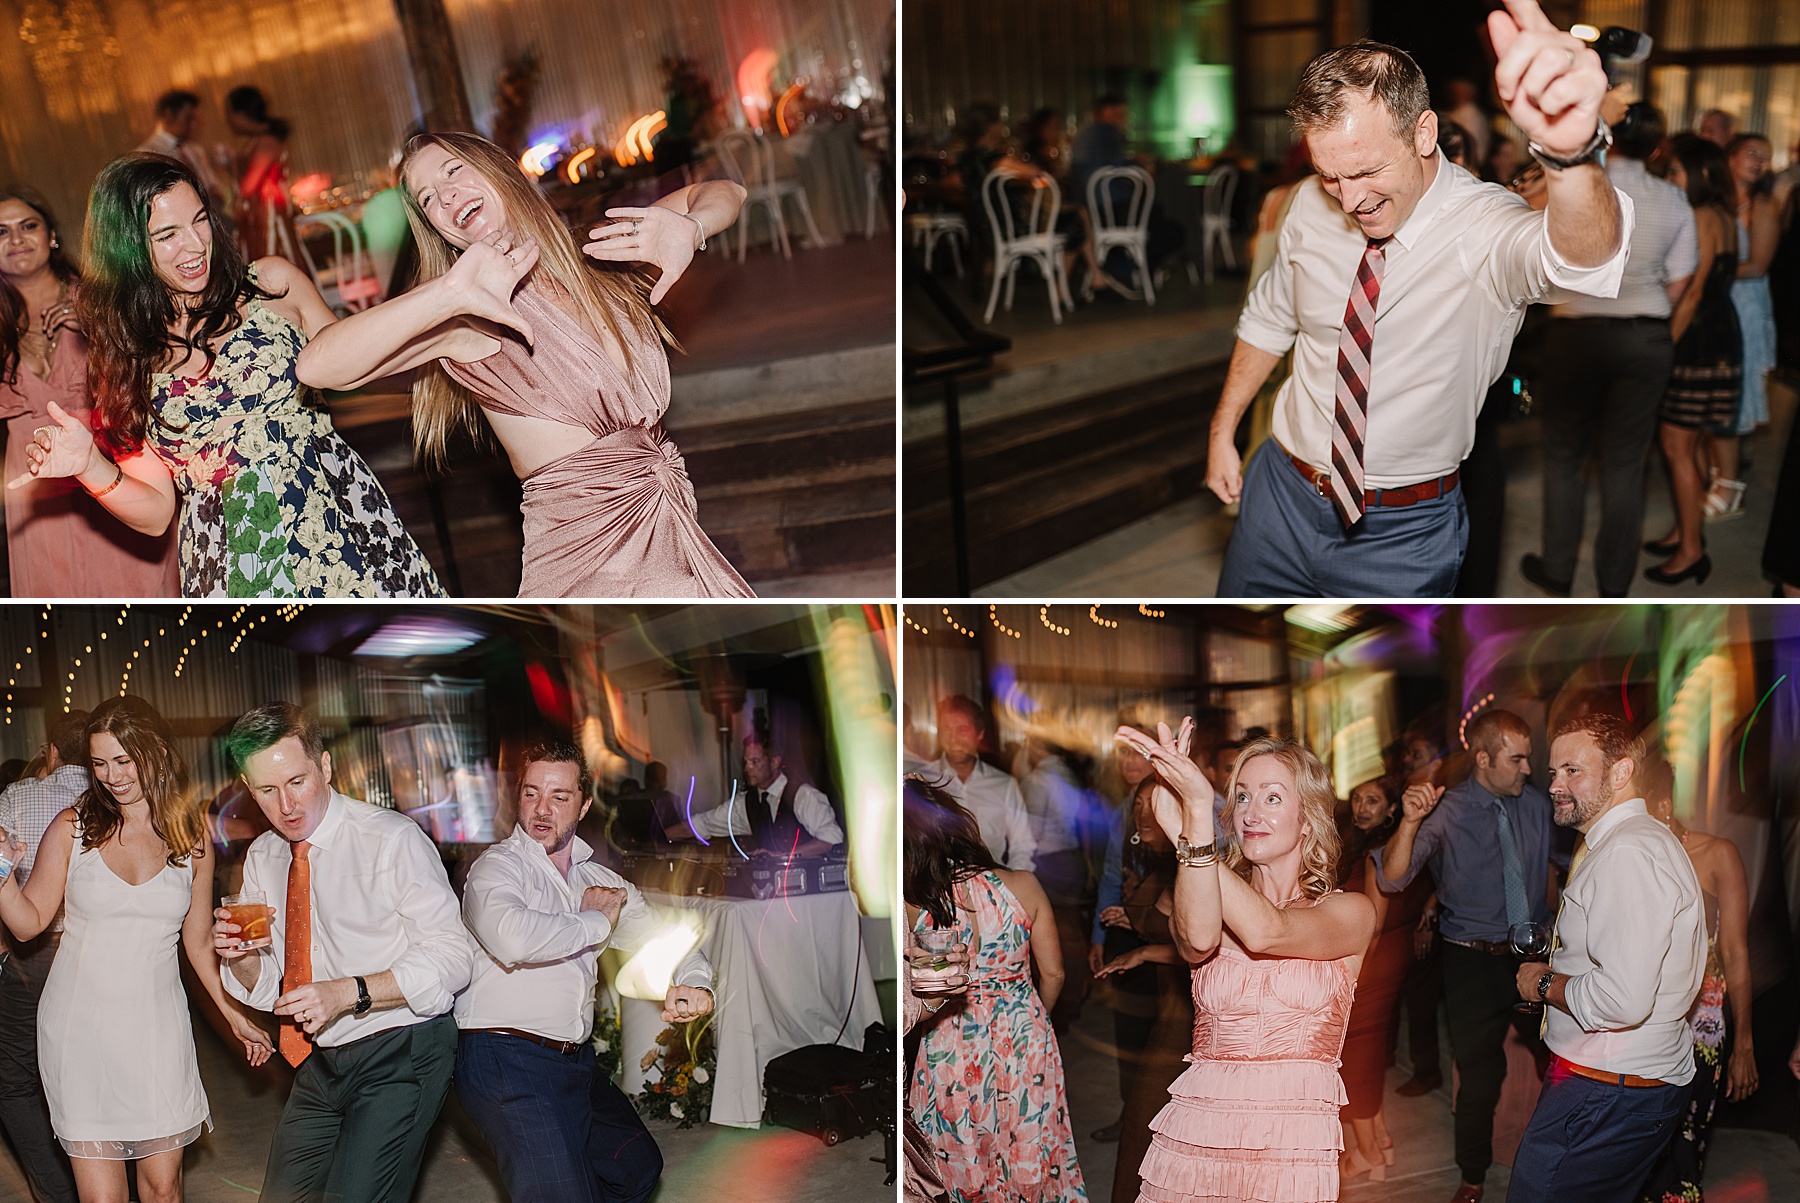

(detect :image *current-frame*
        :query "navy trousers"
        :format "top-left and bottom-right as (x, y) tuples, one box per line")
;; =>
(456, 1031), (663, 1203)
(1216, 440), (1468, 597)
(1505, 1063), (1689, 1203)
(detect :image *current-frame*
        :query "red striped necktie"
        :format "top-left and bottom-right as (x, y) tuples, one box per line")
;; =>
(1330, 237), (1391, 528)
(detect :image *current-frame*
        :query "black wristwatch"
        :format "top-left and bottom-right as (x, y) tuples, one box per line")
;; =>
(1529, 119), (1613, 171)
(1537, 970), (1556, 1002)
(352, 975), (373, 1017)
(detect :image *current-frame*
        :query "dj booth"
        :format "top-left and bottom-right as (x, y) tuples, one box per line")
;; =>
(611, 850), (883, 1127)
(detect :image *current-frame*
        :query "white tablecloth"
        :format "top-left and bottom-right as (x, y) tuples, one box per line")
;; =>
(618, 888), (882, 1127)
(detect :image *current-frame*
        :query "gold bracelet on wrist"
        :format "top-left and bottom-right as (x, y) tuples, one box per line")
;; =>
(1175, 835), (1218, 868)
(86, 459), (125, 498)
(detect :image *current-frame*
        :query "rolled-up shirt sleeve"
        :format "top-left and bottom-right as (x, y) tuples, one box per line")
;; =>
(1476, 188), (1635, 308)
(609, 884), (715, 990)
(464, 852), (612, 969)
(796, 785), (845, 845)
(1561, 847), (1673, 1032)
(690, 797), (746, 841)
(1235, 211), (1301, 356)
(221, 848), (282, 1011)
(1372, 819), (1440, 894)
(383, 825), (475, 1016)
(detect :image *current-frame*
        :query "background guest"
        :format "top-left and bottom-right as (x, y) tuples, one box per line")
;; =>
(1647, 135), (1742, 587)
(925, 695), (1034, 870)
(1020, 734), (1097, 1029)
(136, 90), (229, 216)
(227, 85), (292, 258)
(1708, 132), (1779, 518)
(1697, 109), (1737, 147)
(905, 780), (1085, 1203)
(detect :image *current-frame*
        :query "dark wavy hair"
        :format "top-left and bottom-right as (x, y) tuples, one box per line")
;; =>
(903, 777), (1000, 929)
(518, 738), (593, 801)
(77, 695), (205, 867)
(78, 153), (278, 454)
(1668, 134), (1738, 223)
(0, 185), (79, 388)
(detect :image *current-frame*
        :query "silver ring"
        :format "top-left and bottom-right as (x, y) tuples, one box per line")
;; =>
(632, 219), (641, 236)
(1566, 48), (1576, 69)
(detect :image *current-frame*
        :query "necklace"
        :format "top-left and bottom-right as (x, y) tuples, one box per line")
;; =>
(1272, 891), (1305, 908)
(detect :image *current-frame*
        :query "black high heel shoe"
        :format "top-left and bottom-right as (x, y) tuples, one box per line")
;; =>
(1643, 534), (1679, 556)
(1644, 554), (1712, 586)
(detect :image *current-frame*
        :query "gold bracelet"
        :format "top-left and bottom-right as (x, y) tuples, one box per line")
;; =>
(1175, 835), (1218, 868)
(87, 459), (125, 498)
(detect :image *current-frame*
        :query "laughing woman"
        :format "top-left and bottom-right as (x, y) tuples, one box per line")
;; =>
(294, 131), (754, 597)
(6, 154), (443, 597)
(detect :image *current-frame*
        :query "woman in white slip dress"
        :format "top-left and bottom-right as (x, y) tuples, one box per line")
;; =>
(0, 695), (271, 1203)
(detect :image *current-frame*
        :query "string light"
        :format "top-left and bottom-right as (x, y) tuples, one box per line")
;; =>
(1038, 605), (1070, 636)
(988, 605), (1021, 639)
(1138, 604), (1166, 619)
(904, 612), (931, 635)
(1458, 692), (1496, 748)
(2, 607), (48, 724)
(939, 607), (977, 639)
(1088, 604), (1118, 629)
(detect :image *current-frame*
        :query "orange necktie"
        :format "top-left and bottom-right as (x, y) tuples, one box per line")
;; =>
(280, 841), (313, 1068)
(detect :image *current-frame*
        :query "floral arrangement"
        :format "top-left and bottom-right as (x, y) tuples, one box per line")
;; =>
(591, 1006), (622, 1083)
(636, 1014), (715, 1128)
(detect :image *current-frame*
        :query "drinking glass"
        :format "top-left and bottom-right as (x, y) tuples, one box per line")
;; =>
(223, 890), (273, 951)
(909, 928), (966, 996)
(1510, 920), (1551, 1014)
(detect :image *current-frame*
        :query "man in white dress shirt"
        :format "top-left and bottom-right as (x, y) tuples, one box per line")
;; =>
(458, 740), (713, 1203)
(926, 696), (1034, 871)
(137, 90), (228, 210)
(1210, 0), (1634, 597)
(1507, 713), (1705, 1203)
(672, 733), (844, 855)
(212, 704), (473, 1203)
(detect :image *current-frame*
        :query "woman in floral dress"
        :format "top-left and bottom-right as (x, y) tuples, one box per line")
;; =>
(904, 779), (1086, 1203)
(1640, 766), (1758, 1201)
(7, 154), (452, 596)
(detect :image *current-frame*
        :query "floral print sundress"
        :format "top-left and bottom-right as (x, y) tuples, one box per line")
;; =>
(1639, 882), (1726, 1203)
(910, 871), (1086, 1203)
(146, 279), (442, 597)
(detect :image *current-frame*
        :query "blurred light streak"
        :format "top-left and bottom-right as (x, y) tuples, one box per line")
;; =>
(613, 913), (703, 999)
(1622, 645), (1639, 723)
(725, 781), (749, 861)
(809, 609), (896, 923)
(684, 775), (709, 846)
(1741, 675), (1786, 792)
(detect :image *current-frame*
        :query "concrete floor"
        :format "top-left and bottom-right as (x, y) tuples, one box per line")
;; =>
(1055, 991), (1800, 1203)
(985, 378), (1796, 600)
(0, 1014), (890, 1203)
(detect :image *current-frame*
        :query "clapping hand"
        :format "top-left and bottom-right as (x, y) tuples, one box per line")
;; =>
(5, 401), (94, 491)
(1114, 719), (1214, 845)
(1489, 0), (1608, 157)
(1400, 783), (1445, 824)
(583, 207), (698, 304)
(443, 231), (539, 345)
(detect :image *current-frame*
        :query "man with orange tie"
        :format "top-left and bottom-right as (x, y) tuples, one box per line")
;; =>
(1208, 0), (1632, 597)
(211, 703), (472, 1203)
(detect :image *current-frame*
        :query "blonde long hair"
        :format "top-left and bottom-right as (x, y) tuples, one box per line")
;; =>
(1219, 736), (1340, 900)
(397, 131), (674, 465)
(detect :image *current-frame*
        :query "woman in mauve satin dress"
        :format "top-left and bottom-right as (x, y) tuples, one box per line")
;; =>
(297, 131), (754, 598)
(1113, 724), (1378, 1203)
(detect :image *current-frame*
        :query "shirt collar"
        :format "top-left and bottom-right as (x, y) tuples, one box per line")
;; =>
(760, 774), (788, 801)
(507, 822), (594, 880)
(47, 764), (88, 786)
(1388, 154), (1455, 252)
(1609, 156), (1648, 180)
(1584, 797), (1647, 846)
(301, 791), (347, 851)
(933, 755), (992, 784)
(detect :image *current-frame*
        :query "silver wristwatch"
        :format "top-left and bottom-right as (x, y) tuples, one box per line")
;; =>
(1528, 119), (1613, 171)
(1536, 970), (1556, 1002)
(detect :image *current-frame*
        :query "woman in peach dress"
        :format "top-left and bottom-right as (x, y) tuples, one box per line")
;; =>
(1114, 725), (1377, 1203)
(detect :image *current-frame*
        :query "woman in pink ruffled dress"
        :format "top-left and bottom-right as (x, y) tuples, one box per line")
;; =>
(1114, 724), (1377, 1203)
(905, 779), (1086, 1203)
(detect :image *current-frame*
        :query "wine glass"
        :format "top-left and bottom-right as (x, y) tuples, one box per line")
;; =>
(1510, 921), (1551, 1014)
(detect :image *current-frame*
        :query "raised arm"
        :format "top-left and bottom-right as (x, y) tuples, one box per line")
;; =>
(294, 235), (539, 391)
(583, 180), (747, 304)
(1218, 873), (1377, 963)
(5, 402), (178, 537)
(1490, 0), (1623, 269)
(1116, 721), (1221, 963)
(1376, 783), (1444, 890)
(0, 811), (76, 941)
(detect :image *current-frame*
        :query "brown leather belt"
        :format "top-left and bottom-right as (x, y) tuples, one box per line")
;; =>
(1444, 937), (1513, 957)
(1552, 1055), (1671, 1089)
(1286, 449), (1460, 508)
(464, 1026), (583, 1055)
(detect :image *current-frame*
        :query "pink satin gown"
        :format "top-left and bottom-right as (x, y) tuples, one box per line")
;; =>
(1137, 936), (1357, 1203)
(442, 280), (754, 598)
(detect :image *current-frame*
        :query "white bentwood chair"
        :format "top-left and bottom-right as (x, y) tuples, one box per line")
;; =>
(1087, 164), (1157, 306)
(716, 128), (825, 262)
(1201, 162), (1240, 283)
(980, 167), (1070, 324)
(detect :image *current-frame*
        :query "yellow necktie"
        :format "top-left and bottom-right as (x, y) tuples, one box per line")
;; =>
(1542, 835), (1588, 1037)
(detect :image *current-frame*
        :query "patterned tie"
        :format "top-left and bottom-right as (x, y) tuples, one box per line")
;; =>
(1493, 798), (1530, 929)
(280, 841), (313, 1068)
(1330, 238), (1390, 528)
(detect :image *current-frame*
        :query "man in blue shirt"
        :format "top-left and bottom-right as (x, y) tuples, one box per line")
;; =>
(1375, 709), (1566, 1203)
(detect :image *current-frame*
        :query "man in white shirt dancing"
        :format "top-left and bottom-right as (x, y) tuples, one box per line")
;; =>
(459, 740), (714, 1203)
(1211, 0), (1633, 596)
(1508, 713), (1705, 1203)
(212, 704), (473, 1203)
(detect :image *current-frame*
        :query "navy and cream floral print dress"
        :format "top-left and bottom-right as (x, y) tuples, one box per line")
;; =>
(146, 283), (443, 598)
